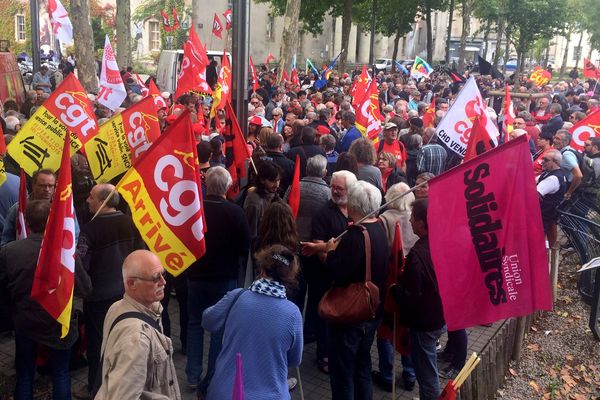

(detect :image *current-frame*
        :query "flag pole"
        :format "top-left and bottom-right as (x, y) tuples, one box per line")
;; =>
(90, 187), (117, 221)
(392, 314), (397, 399)
(334, 180), (428, 241)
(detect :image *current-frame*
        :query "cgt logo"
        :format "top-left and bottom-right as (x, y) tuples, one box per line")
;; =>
(55, 92), (97, 138)
(128, 111), (158, 159)
(455, 98), (488, 145)
(154, 152), (203, 241)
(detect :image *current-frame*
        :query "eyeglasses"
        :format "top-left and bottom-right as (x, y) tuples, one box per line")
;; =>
(250, 101), (260, 105)
(131, 270), (167, 284)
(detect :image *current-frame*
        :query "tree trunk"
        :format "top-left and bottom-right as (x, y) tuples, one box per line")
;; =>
(71, 0), (96, 93)
(339, 0), (353, 72)
(445, 0), (455, 64)
(493, 17), (504, 68)
(392, 25), (402, 72)
(425, 2), (433, 64)
(559, 34), (571, 77)
(575, 30), (584, 69)
(483, 22), (490, 60)
(503, 25), (511, 74)
(278, 0), (301, 82)
(192, 0), (200, 33)
(458, 0), (470, 72)
(115, 0), (131, 69)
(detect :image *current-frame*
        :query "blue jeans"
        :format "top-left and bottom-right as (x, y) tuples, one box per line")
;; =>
(186, 278), (237, 393)
(328, 319), (380, 400)
(376, 338), (415, 384)
(14, 334), (71, 400)
(410, 326), (446, 400)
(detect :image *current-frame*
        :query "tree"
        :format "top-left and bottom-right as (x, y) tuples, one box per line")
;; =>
(457, 0), (473, 71)
(115, 0), (131, 68)
(418, 0), (448, 64)
(353, 0), (419, 66)
(505, 0), (567, 75)
(558, 0), (584, 78)
(71, 0), (97, 93)
(278, 0), (301, 82)
(581, 0), (600, 55)
(90, 0), (115, 53)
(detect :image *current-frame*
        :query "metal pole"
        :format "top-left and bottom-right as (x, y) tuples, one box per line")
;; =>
(30, 0), (41, 74)
(368, 0), (376, 66)
(232, 0), (249, 137)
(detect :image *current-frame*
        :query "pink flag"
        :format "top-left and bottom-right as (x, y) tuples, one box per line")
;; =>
(428, 135), (552, 330)
(232, 352), (244, 400)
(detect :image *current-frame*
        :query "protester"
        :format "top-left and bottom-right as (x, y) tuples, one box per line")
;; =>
(32, 65), (52, 94)
(553, 129), (583, 199)
(185, 166), (250, 396)
(203, 244), (303, 400)
(95, 250), (181, 399)
(537, 149), (567, 247)
(391, 199), (446, 400)
(287, 126), (327, 178)
(533, 131), (555, 177)
(416, 127), (447, 176)
(579, 137), (600, 201)
(378, 151), (408, 192)
(0, 200), (91, 400)
(349, 138), (384, 192)
(263, 133), (295, 195)
(337, 111), (362, 152)
(74, 184), (146, 398)
(243, 160), (282, 238)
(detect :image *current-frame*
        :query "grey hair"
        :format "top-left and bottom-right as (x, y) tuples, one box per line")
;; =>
(546, 149), (562, 163)
(306, 155), (328, 177)
(331, 170), (357, 188)
(385, 182), (415, 211)
(556, 129), (572, 145)
(347, 181), (382, 217)
(206, 166), (232, 196)
(549, 103), (562, 114)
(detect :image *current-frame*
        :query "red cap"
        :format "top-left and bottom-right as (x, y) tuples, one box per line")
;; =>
(249, 115), (263, 126)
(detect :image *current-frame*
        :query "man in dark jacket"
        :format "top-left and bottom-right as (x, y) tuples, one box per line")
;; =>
(287, 126), (326, 178)
(392, 199), (445, 400)
(75, 183), (146, 398)
(540, 103), (564, 137)
(262, 133), (295, 195)
(0, 200), (91, 399)
(185, 166), (250, 397)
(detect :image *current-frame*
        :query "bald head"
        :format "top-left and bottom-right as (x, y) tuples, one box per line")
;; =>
(122, 250), (166, 308)
(87, 183), (119, 214)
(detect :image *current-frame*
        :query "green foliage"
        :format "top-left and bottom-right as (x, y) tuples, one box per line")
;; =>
(353, 0), (419, 38)
(0, 0), (31, 54)
(254, 0), (343, 35)
(132, 0), (189, 49)
(581, 0), (600, 52)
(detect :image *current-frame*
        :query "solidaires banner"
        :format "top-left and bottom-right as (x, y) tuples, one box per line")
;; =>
(85, 96), (160, 183)
(7, 74), (97, 176)
(117, 112), (206, 276)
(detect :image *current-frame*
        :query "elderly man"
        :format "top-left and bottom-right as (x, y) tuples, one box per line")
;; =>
(416, 127), (447, 176)
(391, 199), (446, 400)
(541, 103), (564, 137)
(0, 200), (91, 399)
(95, 250), (181, 400)
(536, 149), (566, 247)
(553, 129), (583, 199)
(75, 184), (146, 399)
(186, 166), (250, 396)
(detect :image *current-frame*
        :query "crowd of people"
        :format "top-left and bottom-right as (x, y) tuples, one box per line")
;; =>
(0, 56), (599, 400)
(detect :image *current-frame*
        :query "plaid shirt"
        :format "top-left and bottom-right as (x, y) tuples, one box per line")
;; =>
(417, 143), (447, 176)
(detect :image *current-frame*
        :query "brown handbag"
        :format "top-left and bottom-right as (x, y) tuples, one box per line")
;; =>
(318, 225), (381, 324)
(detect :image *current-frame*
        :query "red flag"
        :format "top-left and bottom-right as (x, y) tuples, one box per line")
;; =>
(288, 155), (300, 219)
(569, 108), (600, 152)
(583, 58), (600, 79)
(175, 27), (212, 99)
(365, 80), (383, 143)
(463, 115), (496, 162)
(428, 135), (552, 330)
(30, 133), (76, 338)
(249, 56), (260, 92)
(0, 122), (6, 154)
(422, 96), (436, 128)
(224, 102), (251, 178)
(290, 68), (299, 86)
(501, 84), (515, 142)
(16, 168), (28, 240)
(160, 10), (172, 31)
(135, 73), (149, 97)
(280, 68), (289, 83)
(148, 80), (168, 111)
(117, 111), (206, 276)
(223, 9), (232, 30)
(171, 8), (180, 30)
(212, 14), (223, 39)
(350, 65), (370, 102)
(265, 52), (275, 65)
(232, 353), (245, 400)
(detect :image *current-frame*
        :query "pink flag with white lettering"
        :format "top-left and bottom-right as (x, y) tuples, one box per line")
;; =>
(428, 135), (552, 330)
(98, 35), (127, 111)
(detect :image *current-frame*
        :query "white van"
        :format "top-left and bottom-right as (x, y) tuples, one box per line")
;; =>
(156, 50), (232, 94)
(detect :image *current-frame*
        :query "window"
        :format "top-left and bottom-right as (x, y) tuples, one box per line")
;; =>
(15, 15), (25, 42)
(148, 21), (160, 51)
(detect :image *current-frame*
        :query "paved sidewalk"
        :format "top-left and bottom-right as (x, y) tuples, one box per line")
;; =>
(0, 296), (503, 399)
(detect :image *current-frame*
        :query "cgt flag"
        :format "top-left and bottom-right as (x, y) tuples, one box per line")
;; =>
(583, 58), (600, 79)
(117, 111), (206, 276)
(436, 76), (498, 157)
(212, 14), (223, 39)
(7, 73), (97, 176)
(568, 108), (600, 152)
(428, 136), (552, 330)
(85, 96), (160, 183)
(31, 133), (76, 338)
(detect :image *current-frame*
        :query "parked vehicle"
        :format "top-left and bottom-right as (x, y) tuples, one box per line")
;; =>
(156, 50), (232, 95)
(374, 58), (392, 73)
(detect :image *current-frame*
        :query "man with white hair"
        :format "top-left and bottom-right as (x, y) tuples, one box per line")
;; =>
(536, 149), (566, 247)
(95, 250), (180, 399)
(185, 166), (250, 397)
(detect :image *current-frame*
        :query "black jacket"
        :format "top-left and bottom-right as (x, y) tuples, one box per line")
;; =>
(263, 151), (295, 194)
(287, 145), (326, 178)
(392, 236), (445, 331)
